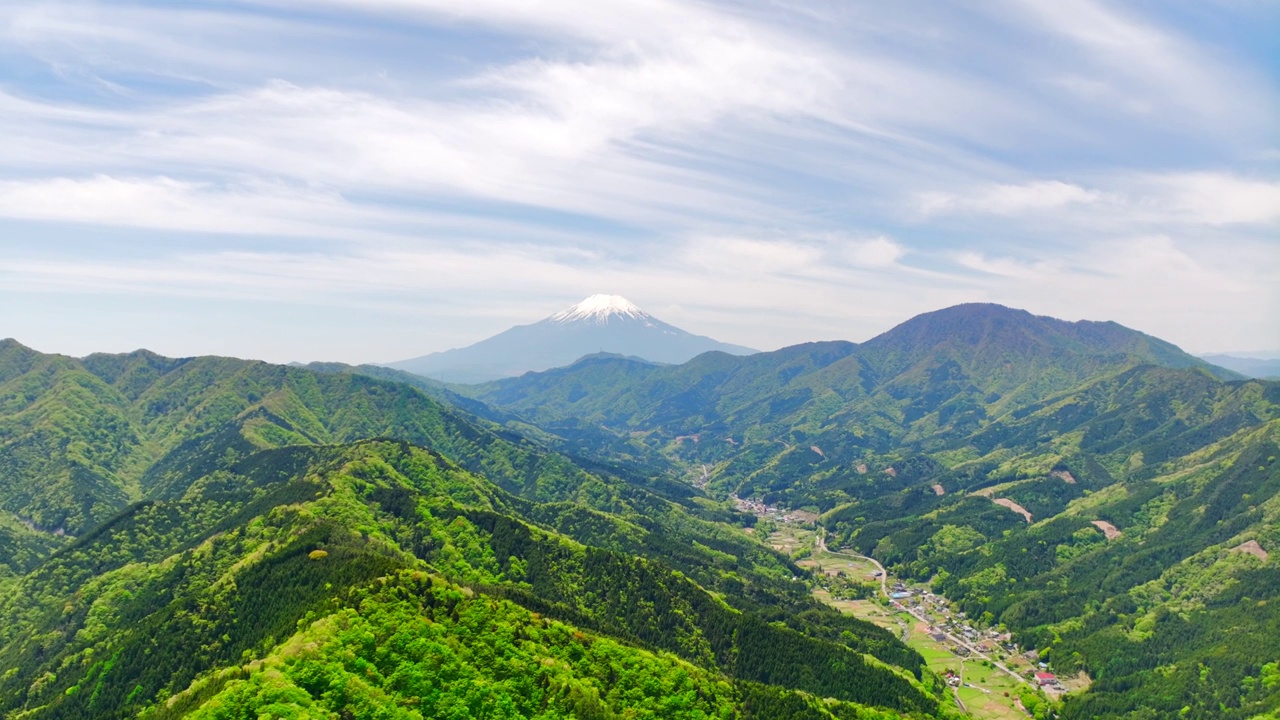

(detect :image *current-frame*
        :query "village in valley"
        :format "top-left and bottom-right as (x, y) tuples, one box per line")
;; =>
(757, 519), (1087, 719)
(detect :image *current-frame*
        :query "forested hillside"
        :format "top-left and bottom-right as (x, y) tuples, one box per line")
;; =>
(462, 304), (1280, 720)
(469, 304), (1246, 511)
(5, 301), (1276, 720)
(0, 338), (755, 583)
(0, 340), (950, 720)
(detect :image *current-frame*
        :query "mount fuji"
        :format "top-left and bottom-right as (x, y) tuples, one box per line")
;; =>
(387, 295), (757, 383)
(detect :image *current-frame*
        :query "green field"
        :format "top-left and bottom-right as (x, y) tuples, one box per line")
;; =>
(780, 527), (1036, 720)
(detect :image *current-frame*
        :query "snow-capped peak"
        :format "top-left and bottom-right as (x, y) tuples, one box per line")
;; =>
(550, 294), (649, 324)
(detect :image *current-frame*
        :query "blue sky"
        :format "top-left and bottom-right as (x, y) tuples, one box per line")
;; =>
(1, 0), (1277, 363)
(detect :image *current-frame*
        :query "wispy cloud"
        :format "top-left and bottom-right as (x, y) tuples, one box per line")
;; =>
(1000, 0), (1269, 131)
(4, 228), (1273, 361)
(0, 0), (1275, 360)
(953, 252), (1060, 279)
(919, 181), (1104, 217)
(0, 175), (370, 237)
(1132, 173), (1280, 226)
(917, 173), (1280, 228)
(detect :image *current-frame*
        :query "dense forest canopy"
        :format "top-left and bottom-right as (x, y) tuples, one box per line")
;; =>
(464, 305), (1280, 719)
(2, 304), (1277, 719)
(0, 339), (948, 720)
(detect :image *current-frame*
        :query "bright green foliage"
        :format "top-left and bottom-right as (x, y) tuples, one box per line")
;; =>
(7, 301), (1276, 720)
(457, 305), (1280, 719)
(839, 422), (1280, 719)
(0, 428), (938, 719)
(0, 339), (790, 600)
(189, 571), (740, 720)
(467, 304), (1251, 511)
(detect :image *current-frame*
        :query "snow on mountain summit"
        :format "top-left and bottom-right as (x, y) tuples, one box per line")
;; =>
(550, 294), (649, 324)
(388, 294), (756, 383)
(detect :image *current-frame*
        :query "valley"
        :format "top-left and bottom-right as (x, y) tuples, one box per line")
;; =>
(466, 303), (1280, 720)
(0, 339), (951, 720)
(766, 522), (1050, 720)
(7, 0), (1273, 714)
(2, 302), (1277, 720)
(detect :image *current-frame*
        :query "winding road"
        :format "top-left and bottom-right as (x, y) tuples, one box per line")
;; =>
(816, 532), (1029, 688)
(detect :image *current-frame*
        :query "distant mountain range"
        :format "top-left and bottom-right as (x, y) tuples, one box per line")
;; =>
(1199, 353), (1280, 379)
(462, 302), (1280, 719)
(472, 302), (1244, 440)
(387, 294), (756, 383)
(3, 302), (1278, 720)
(468, 301), (1255, 517)
(0, 336), (939, 720)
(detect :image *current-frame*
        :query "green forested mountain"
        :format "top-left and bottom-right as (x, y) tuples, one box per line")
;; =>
(0, 340), (949, 720)
(459, 304), (1280, 719)
(0, 339), (715, 572)
(467, 304), (1248, 508)
(832, 381), (1280, 719)
(301, 358), (679, 477)
(4, 302), (1276, 720)
(471, 304), (1239, 428)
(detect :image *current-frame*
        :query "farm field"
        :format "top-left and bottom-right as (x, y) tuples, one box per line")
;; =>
(771, 525), (1038, 719)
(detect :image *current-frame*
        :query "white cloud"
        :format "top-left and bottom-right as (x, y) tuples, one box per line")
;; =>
(919, 181), (1102, 217)
(1000, 0), (1269, 130)
(3, 228), (1276, 362)
(954, 252), (1058, 279)
(941, 235), (1278, 351)
(679, 236), (827, 277)
(0, 0), (1274, 361)
(0, 0), (1269, 248)
(1133, 173), (1280, 225)
(844, 236), (905, 267)
(0, 173), (582, 246)
(1, 245), (600, 304)
(281, 0), (716, 46)
(0, 175), (361, 237)
(918, 172), (1280, 227)
(0, 0), (1109, 235)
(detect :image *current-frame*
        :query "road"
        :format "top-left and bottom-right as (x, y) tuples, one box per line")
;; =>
(820, 544), (1029, 688)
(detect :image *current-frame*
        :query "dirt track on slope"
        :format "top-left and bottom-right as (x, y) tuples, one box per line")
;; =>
(992, 498), (1032, 523)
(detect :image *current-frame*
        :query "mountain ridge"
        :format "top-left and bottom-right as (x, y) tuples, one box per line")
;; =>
(0, 340), (947, 720)
(3, 301), (1277, 719)
(469, 303), (1243, 441)
(1200, 352), (1280, 379)
(458, 302), (1280, 719)
(386, 294), (757, 383)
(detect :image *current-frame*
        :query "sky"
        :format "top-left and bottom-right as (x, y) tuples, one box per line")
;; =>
(1, 0), (1277, 364)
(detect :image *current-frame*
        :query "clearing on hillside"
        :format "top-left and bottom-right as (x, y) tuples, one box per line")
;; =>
(1052, 470), (1077, 484)
(1233, 539), (1270, 561)
(1091, 520), (1122, 540)
(992, 498), (1032, 523)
